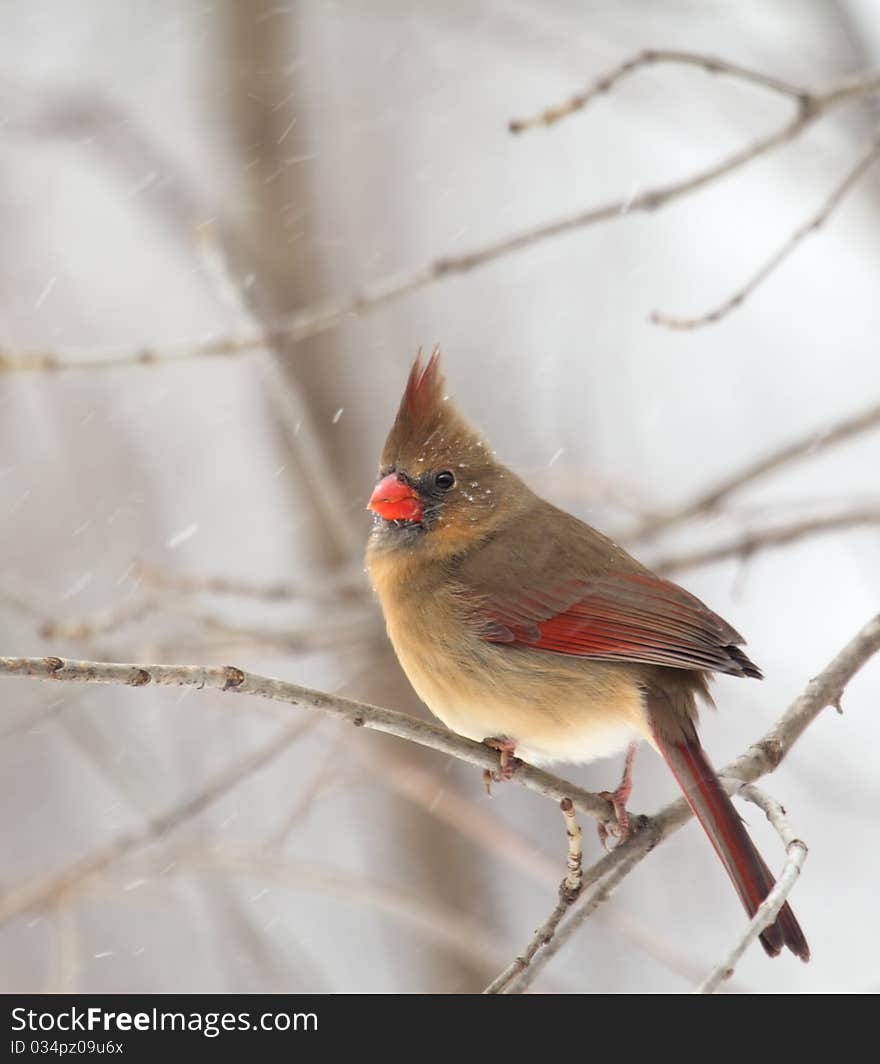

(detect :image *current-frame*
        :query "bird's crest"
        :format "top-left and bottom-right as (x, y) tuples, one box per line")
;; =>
(381, 347), (482, 471)
(404, 346), (444, 420)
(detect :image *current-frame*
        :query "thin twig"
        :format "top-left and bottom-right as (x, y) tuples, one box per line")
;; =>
(0, 713), (316, 924)
(181, 610), (378, 657)
(2, 58), (879, 373)
(135, 562), (367, 602)
(483, 798), (584, 994)
(696, 786), (807, 993)
(626, 398), (880, 543)
(0, 656), (616, 837)
(562, 797), (584, 895)
(263, 727), (347, 849)
(38, 593), (377, 657)
(652, 136), (880, 329)
(506, 847), (647, 994)
(501, 611), (880, 990)
(0, 587), (46, 619)
(509, 48), (813, 133)
(738, 786), (802, 850)
(0, 612), (876, 950)
(38, 599), (161, 641)
(172, 845), (523, 981)
(358, 741), (736, 988)
(652, 507), (880, 575)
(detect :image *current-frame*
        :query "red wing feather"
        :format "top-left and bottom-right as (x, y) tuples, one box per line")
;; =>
(478, 572), (761, 678)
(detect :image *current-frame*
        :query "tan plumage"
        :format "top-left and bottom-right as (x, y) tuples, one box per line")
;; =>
(365, 350), (808, 961)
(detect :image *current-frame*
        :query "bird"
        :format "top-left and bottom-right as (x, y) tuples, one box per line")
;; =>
(365, 349), (808, 961)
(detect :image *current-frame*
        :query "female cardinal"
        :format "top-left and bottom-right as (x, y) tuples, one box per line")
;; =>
(365, 350), (808, 961)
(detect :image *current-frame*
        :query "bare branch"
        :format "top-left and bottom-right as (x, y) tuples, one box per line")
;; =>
(696, 787), (807, 993)
(653, 136), (880, 329)
(263, 728), (346, 849)
(509, 48), (815, 134)
(483, 798), (584, 994)
(37, 592), (377, 657)
(502, 611), (880, 990)
(0, 712), (317, 925)
(653, 507), (880, 575)
(562, 796), (584, 895)
(0, 587), (46, 620)
(355, 741), (735, 987)
(506, 845), (647, 994)
(0, 267), (436, 372)
(38, 599), (161, 642)
(626, 398), (880, 543)
(176, 845), (522, 981)
(3, 57), (880, 373)
(134, 561), (367, 603)
(725, 617), (880, 781)
(0, 611), (876, 963)
(176, 611), (377, 657)
(0, 656), (615, 842)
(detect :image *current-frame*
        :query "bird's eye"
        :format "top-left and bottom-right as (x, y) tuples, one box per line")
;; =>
(434, 470), (456, 491)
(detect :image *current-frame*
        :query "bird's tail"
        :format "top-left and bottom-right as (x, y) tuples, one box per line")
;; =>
(653, 728), (809, 961)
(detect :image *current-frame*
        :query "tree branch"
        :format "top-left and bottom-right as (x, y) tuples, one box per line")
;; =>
(505, 845), (648, 994)
(0, 713), (317, 925)
(37, 596), (377, 657)
(0, 656), (614, 868)
(134, 561), (366, 603)
(625, 398), (880, 544)
(483, 798), (583, 994)
(496, 611), (880, 991)
(508, 48), (817, 133)
(652, 136), (880, 330)
(37, 599), (162, 642)
(696, 786), (807, 993)
(358, 739), (733, 987)
(170, 845), (524, 982)
(2, 54), (879, 373)
(0, 611), (876, 976)
(652, 507), (880, 575)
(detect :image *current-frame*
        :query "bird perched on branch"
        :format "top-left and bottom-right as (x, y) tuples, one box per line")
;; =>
(365, 349), (808, 961)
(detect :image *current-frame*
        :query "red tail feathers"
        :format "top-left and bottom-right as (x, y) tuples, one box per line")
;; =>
(654, 728), (809, 961)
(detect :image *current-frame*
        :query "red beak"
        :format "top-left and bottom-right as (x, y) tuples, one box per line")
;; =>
(368, 473), (424, 523)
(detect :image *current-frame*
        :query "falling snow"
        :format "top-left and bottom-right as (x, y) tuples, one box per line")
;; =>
(33, 276), (57, 310)
(166, 523), (200, 549)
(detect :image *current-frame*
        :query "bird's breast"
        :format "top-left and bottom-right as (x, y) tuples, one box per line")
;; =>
(368, 553), (650, 766)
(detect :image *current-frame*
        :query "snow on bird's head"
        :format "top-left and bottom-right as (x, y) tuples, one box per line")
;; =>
(381, 348), (484, 472)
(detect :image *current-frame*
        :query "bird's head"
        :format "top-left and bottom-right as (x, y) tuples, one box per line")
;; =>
(367, 349), (526, 557)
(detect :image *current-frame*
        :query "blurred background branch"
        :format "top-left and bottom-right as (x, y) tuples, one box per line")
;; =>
(2, 51), (880, 372)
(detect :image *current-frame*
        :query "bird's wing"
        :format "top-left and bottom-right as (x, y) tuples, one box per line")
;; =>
(473, 572), (761, 678)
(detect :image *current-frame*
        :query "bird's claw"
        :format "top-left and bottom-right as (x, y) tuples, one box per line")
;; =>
(482, 736), (520, 794)
(597, 788), (631, 850)
(596, 743), (637, 850)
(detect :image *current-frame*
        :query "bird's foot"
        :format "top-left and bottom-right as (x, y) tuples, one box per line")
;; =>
(597, 743), (637, 851)
(482, 736), (521, 794)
